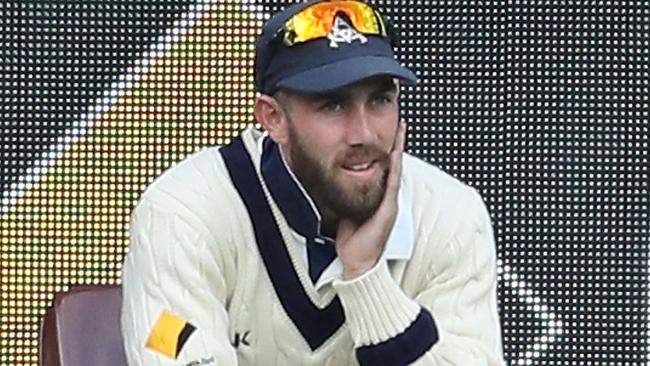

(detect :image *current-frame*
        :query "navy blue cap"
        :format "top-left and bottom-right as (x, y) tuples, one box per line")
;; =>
(255, 0), (417, 95)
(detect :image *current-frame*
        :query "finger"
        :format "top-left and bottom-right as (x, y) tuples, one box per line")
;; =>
(385, 122), (405, 197)
(392, 121), (406, 153)
(395, 122), (406, 153)
(374, 122), (404, 222)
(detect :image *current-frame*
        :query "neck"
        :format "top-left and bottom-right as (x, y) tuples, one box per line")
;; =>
(319, 208), (340, 239)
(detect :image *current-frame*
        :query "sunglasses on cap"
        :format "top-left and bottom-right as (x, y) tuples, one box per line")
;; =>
(278, 0), (390, 46)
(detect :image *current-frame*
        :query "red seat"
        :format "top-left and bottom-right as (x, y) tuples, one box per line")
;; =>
(40, 285), (127, 366)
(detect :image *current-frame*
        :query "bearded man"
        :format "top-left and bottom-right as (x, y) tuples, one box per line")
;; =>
(120, 1), (506, 365)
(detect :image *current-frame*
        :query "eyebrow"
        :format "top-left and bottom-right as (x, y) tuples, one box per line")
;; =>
(306, 80), (398, 102)
(372, 81), (398, 95)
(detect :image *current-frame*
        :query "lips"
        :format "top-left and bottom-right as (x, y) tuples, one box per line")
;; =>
(338, 147), (388, 176)
(340, 160), (381, 180)
(344, 162), (373, 171)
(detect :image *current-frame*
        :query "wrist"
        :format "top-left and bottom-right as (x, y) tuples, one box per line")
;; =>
(333, 260), (422, 346)
(342, 259), (379, 280)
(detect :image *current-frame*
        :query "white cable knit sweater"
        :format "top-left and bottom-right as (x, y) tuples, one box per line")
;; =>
(121, 128), (505, 366)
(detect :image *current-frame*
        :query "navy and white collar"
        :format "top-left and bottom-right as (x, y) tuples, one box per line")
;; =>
(258, 133), (414, 260)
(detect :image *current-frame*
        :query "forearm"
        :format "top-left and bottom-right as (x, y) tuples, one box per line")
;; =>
(333, 259), (504, 366)
(333, 260), (437, 366)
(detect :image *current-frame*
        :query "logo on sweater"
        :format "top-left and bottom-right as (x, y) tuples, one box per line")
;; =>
(146, 310), (196, 360)
(231, 330), (251, 348)
(182, 357), (216, 366)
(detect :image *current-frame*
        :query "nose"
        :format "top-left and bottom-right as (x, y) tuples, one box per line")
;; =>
(344, 106), (376, 146)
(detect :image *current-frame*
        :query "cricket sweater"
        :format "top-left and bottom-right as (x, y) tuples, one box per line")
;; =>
(121, 128), (505, 366)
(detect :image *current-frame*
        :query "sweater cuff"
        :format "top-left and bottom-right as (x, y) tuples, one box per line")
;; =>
(332, 260), (421, 346)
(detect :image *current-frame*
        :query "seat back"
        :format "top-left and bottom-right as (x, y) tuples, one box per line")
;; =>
(40, 284), (127, 366)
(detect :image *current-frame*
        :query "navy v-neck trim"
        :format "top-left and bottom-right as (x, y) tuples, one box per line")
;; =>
(260, 137), (320, 239)
(260, 137), (338, 283)
(221, 137), (345, 351)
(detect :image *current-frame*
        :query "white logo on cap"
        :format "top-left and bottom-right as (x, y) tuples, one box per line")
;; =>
(327, 15), (368, 48)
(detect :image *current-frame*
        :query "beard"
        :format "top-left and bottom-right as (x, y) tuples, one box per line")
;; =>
(285, 122), (391, 226)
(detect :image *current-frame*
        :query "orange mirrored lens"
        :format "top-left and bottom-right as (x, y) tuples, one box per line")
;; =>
(284, 0), (385, 45)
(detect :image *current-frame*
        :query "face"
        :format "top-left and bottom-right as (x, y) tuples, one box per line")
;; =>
(274, 77), (400, 225)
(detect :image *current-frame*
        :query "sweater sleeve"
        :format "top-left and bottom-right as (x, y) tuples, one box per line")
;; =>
(120, 191), (238, 366)
(332, 189), (505, 366)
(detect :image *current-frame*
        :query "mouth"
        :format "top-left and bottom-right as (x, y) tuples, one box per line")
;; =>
(345, 162), (372, 171)
(341, 160), (379, 177)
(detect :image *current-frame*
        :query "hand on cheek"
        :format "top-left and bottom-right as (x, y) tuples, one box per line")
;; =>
(335, 122), (406, 280)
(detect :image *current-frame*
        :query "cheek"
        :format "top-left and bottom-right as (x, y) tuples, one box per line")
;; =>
(378, 119), (399, 149)
(292, 132), (337, 170)
(313, 141), (341, 170)
(290, 114), (355, 166)
(368, 106), (399, 139)
(301, 129), (343, 160)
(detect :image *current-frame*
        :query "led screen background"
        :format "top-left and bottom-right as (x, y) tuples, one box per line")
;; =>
(1, 0), (648, 365)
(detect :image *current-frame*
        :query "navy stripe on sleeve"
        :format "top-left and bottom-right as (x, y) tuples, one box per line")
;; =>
(356, 308), (438, 366)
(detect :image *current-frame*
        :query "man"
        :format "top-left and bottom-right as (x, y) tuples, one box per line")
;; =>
(121, 0), (505, 365)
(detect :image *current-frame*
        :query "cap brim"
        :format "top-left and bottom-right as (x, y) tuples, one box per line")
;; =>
(276, 56), (417, 94)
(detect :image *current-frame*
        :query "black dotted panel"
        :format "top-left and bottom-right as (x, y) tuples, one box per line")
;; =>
(1, 1), (648, 365)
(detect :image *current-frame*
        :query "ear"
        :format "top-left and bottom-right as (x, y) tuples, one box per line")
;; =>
(255, 95), (289, 144)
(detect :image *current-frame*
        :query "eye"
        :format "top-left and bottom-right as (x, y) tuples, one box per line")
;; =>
(320, 99), (343, 112)
(372, 93), (394, 105)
